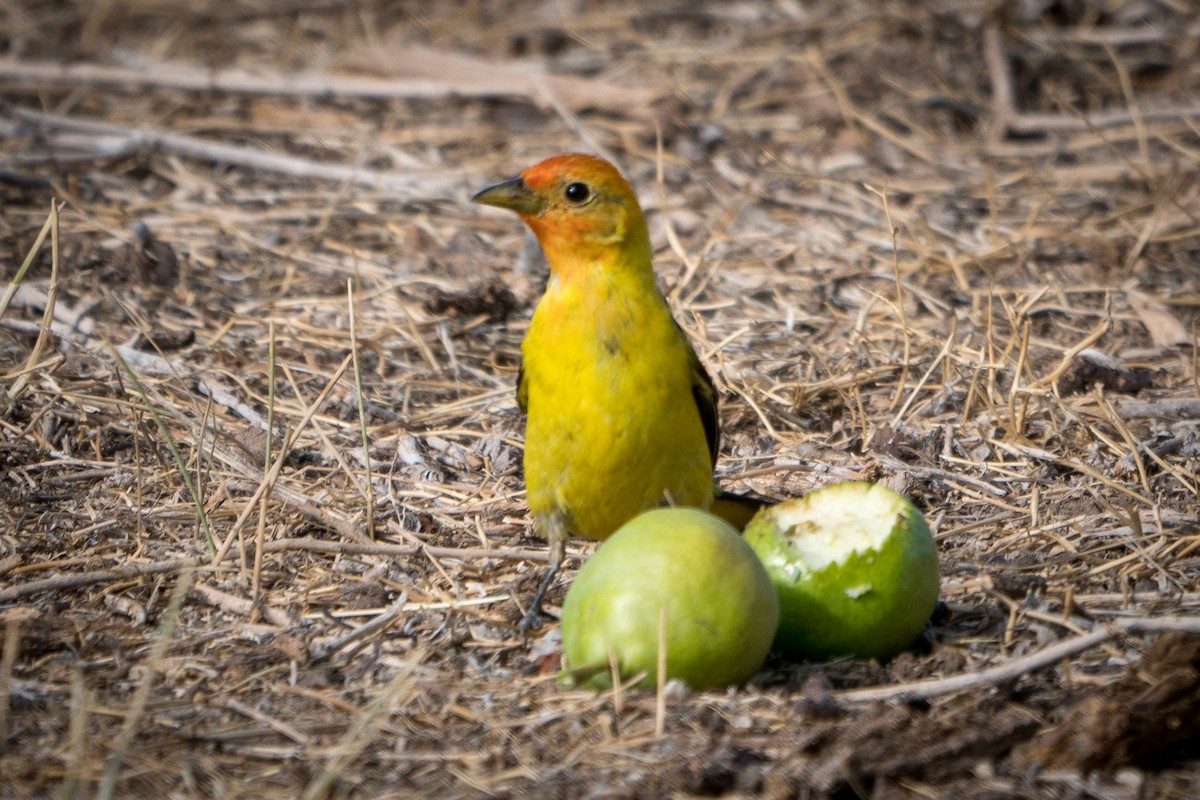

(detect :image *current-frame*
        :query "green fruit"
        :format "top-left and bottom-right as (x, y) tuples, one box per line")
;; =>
(560, 507), (779, 690)
(743, 482), (939, 661)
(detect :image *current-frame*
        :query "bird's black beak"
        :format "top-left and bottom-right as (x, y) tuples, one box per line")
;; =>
(471, 177), (544, 215)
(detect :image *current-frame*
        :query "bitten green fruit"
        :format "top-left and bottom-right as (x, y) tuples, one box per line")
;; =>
(743, 482), (939, 661)
(560, 507), (779, 690)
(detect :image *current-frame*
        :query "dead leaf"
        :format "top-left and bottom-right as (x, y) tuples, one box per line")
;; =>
(1126, 285), (1190, 347)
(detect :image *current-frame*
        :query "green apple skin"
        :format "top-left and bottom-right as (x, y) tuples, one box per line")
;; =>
(743, 482), (940, 662)
(561, 507), (779, 690)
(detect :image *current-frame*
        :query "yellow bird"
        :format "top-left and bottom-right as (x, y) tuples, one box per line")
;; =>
(473, 154), (759, 631)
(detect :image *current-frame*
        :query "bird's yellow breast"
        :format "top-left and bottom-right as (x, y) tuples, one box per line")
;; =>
(521, 269), (713, 541)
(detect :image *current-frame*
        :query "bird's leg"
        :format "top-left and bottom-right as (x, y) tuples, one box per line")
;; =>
(519, 516), (567, 637)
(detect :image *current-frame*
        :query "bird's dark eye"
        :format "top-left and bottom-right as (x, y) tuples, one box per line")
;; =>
(563, 181), (591, 204)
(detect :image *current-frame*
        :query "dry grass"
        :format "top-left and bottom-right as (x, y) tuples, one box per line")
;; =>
(2, 1), (1200, 798)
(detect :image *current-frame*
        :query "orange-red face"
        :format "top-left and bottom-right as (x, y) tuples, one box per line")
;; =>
(472, 154), (647, 259)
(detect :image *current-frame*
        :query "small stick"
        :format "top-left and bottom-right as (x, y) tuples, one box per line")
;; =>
(348, 280), (376, 538)
(312, 593), (409, 662)
(252, 322), (277, 609)
(96, 568), (194, 800)
(1006, 105), (1200, 136)
(211, 353), (356, 566)
(838, 615), (1200, 704)
(0, 559), (200, 603)
(0, 54), (652, 110)
(110, 344), (216, 553)
(981, 23), (1200, 138)
(0, 203), (56, 324)
(654, 605), (668, 739)
(224, 698), (310, 746)
(1113, 398), (1200, 420)
(0, 613), (23, 754)
(300, 653), (424, 800)
(1031, 299), (1113, 389)
(9, 107), (449, 197)
(608, 643), (623, 737)
(4, 200), (62, 405)
(190, 581), (297, 629)
(983, 23), (1015, 143)
(0, 539), (578, 603)
(61, 669), (90, 797)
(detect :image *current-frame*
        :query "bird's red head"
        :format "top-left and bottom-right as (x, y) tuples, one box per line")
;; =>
(472, 154), (650, 270)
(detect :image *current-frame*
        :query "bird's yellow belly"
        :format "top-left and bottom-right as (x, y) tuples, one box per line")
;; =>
(522, 297), (713, 541)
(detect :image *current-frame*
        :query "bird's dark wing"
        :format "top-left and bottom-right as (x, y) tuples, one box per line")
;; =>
(677, 320), (772, 532)
(517, 360), (529, 414)
(687, 344), (719, 468)
(669, 313), (719, 467)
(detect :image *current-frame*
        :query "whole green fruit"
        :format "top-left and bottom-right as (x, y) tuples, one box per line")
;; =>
(743, 481), (939, 661)
(560, 507), (779, 690)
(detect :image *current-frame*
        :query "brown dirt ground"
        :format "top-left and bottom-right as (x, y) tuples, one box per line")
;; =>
(2, 1), (1200, 798)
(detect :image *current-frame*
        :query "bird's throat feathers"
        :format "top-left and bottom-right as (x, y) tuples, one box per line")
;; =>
(526, 209), (653, 283)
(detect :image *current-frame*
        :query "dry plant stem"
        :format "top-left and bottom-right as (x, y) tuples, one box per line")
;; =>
(533, 80), (618, 164)
(110, 343), (216, 553)
(983, 23), (1016, 144)
(212, 353), (356, 567)
(224, 698), (309, 746)
(1008, 100), (1200, 135)
(993, 439), (1153, 507)
(0, 539), (574, 604)
(4, 201), (60, 404)
(228, 477), (359, 543)
(0, 202), (56, 327)
(312, 592), (409, 663)
(348, 280), (375, 538)
(1027, 22), (1200, 46)
(198, 394), (224, 570)
(59, 669), (90, 800)
(0, 559), (199, 603)
(0, 52), (652, 110)
(1031, 300), (1113, 389)
(96, 567), (194, 800)
(654, 606), (667, 739)
(873, 453), (1005, 497)
(984, 24), (1200, 137)
(300, 652), (424, 800)
(1101, 397), (1151, 494)
(1114, 397), (1200, 420)
(865, 182), (911, 417)
(9, 107), (446, 196)
(892, 311), (956, 426)
(608, 644), (624, 734)
(0, 614), (21, 755)
(268, 536), (576, 565)
(1010, 318), (1032, 435)
(809, 47), (935, 164)
(190, 394), (359, 542)
(839, 615), (1200, 704)
(1105, 44), (1152, 184)
(198, 380), (272, 432)
(252, 322), (276, 609)
(191, 581), (295, 628)
(390, 526), (461, 590)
